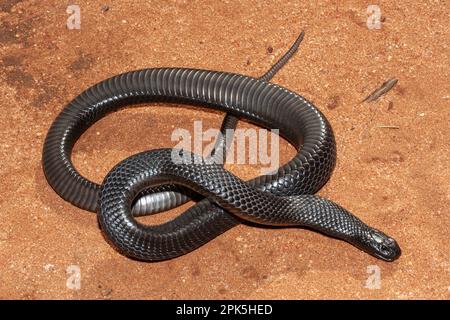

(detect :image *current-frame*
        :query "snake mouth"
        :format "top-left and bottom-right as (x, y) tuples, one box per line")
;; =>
(363, 229), (401, 262)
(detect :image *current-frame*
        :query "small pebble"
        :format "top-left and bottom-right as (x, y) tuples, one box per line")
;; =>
(44, 264), (55, 272)
(101, 5), (109, 12)
(388, 101), (394, 110)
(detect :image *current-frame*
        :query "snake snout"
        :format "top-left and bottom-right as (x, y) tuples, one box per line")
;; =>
(366, 229), (401, 261)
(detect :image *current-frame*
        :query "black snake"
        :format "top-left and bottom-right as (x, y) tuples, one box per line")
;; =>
(42, 32), (401, 261)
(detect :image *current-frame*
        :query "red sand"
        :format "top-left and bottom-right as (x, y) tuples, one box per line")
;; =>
(0, 1), (448, 299)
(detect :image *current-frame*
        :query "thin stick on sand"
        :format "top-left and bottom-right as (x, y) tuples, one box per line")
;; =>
(363, 78), (398, 102)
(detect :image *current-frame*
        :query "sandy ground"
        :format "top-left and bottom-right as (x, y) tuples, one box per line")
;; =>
(0, 0), (449, 299)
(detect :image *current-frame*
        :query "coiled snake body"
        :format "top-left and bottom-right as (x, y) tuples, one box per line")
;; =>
(42, 32), (401, 261)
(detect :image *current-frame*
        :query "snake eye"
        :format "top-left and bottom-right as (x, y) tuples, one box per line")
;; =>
(380, 239), (401, 260)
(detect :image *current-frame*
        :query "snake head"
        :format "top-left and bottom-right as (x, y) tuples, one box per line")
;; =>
(361, 228), (401, 261)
